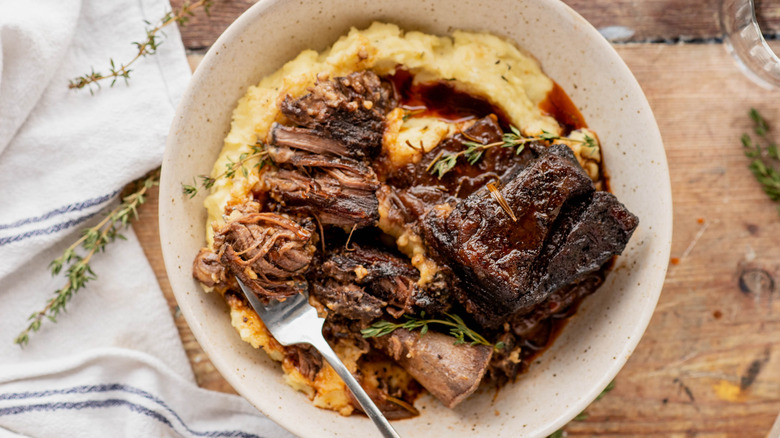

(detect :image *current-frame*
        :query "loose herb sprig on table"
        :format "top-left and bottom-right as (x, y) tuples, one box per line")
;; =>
(427, 125), (597, 179)
(742, 108), (780, 215)
(181, 142), (269, 198)
(14, 169), (160, 346)
(68, 0), (214, 92)
(361, 311), (505, 351)
(547, 380), (616, 438)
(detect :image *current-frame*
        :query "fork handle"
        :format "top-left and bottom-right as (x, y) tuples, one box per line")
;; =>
(308, 337), (402, 438)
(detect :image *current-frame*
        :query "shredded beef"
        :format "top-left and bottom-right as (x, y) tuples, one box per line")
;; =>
(264, 128), (381, 229)
(214, 202), (318, 299)
(192, 247), (226, 287)
(263, 168), (379, 229)
(285, 344), (323, 382)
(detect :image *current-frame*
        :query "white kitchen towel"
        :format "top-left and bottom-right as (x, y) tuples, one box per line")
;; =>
(0, 0), (294, 436)
(0, 348), (294, 438)
(0, 0), (193, 374)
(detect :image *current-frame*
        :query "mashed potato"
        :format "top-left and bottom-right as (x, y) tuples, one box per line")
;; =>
(201, 22), (602, 415)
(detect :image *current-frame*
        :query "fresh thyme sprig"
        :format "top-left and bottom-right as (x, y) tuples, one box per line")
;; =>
(361, 311), (505, 351)
(428, 125), (597, 178)
(742, 108), (780, 215)
(547, 380), (616, 437)
(182, 142), (268, 198)
(14, 169), (160, 346)
(68, 0), (214, 92)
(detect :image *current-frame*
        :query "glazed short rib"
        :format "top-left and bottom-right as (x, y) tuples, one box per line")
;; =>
(422, 143), (639, 329)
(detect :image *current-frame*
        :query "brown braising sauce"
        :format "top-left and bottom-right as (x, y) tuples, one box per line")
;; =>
(388, 66), (587, 134)
(386, 67), (511, 124)
(539, 81), (588, 133)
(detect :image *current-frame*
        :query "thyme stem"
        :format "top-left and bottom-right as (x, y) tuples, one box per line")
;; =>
(68, 0), (214, 92)
(182, 142), (268, 198)
(428, 125), (596, 179)
(361, 311), (504, 351)
(14, 169), (160, 346)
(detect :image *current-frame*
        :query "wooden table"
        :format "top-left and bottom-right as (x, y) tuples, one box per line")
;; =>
(133, 1), (780, 436)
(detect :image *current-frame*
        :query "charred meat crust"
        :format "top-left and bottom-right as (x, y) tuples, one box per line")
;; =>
(280, 70), (393, 159)
(310, 244), (451, 323)
(535, 191), (639, 296)
(311, 281), (385, 325)
(422, 143), (638, 329)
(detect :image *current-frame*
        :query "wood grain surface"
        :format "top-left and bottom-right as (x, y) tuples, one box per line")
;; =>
(171, 0), (780, 46)
(132, 2), (780, 436)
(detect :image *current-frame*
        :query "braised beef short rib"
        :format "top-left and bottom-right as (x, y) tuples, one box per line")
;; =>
(195, 67), (642, 409)
(262, 70), (394, 229)
(422, 143), (638, 329)
(311, 244), (451, 324)
(280, 70), (393, 159)
(264, 143), (380, 228)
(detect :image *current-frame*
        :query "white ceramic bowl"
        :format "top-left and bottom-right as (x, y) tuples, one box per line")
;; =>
(160, 1), (672, 436)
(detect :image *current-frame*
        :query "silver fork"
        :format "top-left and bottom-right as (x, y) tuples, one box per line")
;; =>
(236, 278), (401, 438)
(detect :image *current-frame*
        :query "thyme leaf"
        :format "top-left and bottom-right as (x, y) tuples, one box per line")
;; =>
(427, 125), (596, 179)
(426, 151), (459, 178)
(69, 0), (214, 92)
(15, 169), (160, 346)
(181, 141), (268, 198)
(361, 311), (505, 351)
(742, 108), (780, 214)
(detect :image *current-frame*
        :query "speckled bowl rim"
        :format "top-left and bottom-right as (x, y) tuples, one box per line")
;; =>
(160, 1), (672, 437)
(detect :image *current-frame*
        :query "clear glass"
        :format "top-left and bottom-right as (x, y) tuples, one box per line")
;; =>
(720, 0), (780, 88)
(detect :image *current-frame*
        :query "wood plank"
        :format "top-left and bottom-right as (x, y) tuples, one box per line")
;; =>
(169, 0), (780, 47)
(133, 43), (780, 434)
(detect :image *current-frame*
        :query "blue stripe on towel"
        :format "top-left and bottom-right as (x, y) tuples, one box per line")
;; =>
(0, 190), (119, 231)
(0, 211), (101, 246)
(0, 399), (261, 438)
(0, 383), (261, 438)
